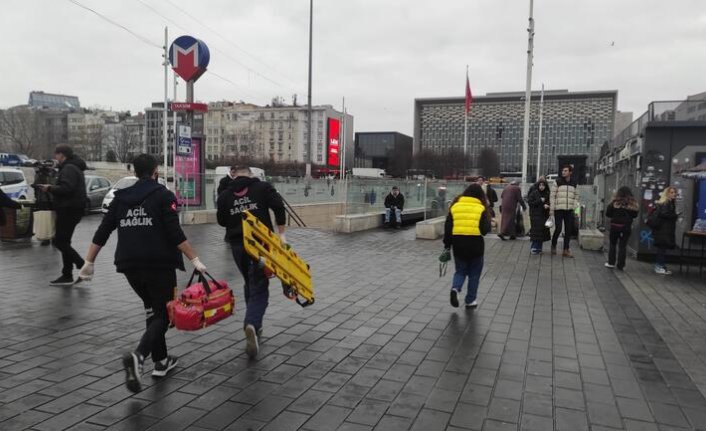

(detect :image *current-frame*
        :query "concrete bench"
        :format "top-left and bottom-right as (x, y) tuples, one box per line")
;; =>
(334, 208), (425, 233)
(181, 209), (217, 225)
(579, 229), (604, 251)
(415, 216), (446, 240)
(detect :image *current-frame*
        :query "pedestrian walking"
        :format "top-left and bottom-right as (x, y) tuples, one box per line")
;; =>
(443, 184), (492, 309)
(651, 187), (678, 275)
(77, 154), (207, 393)
(527, 179), (551, 254)
(37, 145), (87, 285)
(550, 165), (579, 257)
(604, 186), (639, 270)
(498, 181), (526, 240)
(217, 166), (286, 359)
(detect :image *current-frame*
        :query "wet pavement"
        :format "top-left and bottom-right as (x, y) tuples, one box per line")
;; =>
(1, 215), (705, 431)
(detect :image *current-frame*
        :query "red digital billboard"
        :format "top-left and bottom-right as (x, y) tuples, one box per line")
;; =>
(327, 118), (340, 167)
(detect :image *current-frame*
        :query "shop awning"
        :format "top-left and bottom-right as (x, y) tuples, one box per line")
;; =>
(679, 162), (706, 180)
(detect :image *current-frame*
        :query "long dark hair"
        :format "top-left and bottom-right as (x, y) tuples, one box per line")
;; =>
(615, 186), (632, 199)
(612, 186), (638, 210)
(457, 183), (487, 203)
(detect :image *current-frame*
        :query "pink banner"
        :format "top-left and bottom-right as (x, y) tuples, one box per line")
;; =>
(175, 137), (202, 206)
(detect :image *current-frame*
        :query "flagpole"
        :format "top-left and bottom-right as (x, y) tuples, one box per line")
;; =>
(521, 0), (535, 185)
(463, 65), (469, 158)
(536, 83), (544, 182)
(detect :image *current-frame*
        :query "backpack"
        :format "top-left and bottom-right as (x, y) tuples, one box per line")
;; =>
(645, 205), (661, 229)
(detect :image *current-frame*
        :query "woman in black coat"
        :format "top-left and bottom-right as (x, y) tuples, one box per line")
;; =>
(604, 186), (639, 270)
(652, 187), (678, 275)
(527, 180), (551, 254)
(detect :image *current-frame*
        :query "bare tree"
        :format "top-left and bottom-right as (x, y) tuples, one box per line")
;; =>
(105, 125), (140, 163)
(477, 147), (501, 177)
(0, 107), (45, 157)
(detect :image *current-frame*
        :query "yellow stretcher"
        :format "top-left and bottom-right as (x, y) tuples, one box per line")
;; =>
(242, 211), (315, 307)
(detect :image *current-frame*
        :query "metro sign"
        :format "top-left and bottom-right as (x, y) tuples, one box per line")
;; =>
(169, 36), (210, 82)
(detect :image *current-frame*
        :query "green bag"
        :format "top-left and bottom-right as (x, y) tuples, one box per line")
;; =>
(439, 248), (451, 277)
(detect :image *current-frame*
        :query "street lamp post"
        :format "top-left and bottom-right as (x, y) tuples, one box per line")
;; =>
(306, 0), (313, 177)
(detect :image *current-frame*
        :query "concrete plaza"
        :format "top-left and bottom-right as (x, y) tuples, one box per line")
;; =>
(1, 215), (706, 431)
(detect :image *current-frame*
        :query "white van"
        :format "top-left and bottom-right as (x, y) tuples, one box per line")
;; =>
(213, 166), (266, 203)
(0, 168), (29, 200)
(214, 166), (265, 181)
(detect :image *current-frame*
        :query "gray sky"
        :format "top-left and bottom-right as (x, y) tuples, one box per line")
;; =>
(1, 0), (705, 135)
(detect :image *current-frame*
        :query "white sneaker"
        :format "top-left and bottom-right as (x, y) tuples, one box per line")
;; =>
(152, 355), (178, 377)
(465, 300), (478, 309)
(245, 324), (259, 358)
(604, 263), (615, 268)
(654, 266), (672, 275)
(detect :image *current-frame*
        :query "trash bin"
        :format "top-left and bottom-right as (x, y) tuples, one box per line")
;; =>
(0, 205), (33, 241)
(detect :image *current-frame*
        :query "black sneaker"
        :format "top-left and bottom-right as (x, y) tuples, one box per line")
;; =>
(152, 355), (178, 377)
(450, 290), (459, 308)
(245, 324), (259, 358)
(465, 300), (478, 309)
(50, 275), (74, 286)
(122, 352), (143, 393)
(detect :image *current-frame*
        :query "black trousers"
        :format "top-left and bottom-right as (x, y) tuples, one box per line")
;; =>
(608, 227), (631, 269)
(53, 208), (84, 276)
(551, 209), (575, 251)
(124, 269), (176, 362)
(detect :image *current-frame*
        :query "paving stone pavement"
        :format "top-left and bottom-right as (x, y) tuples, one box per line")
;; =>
(1, 215), (706, 431)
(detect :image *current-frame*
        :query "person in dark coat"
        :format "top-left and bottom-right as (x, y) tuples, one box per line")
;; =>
(0, 189), (21, 227)
(652, 187), (678, 275)
(527, 179), (551, 254)
(604, 186), (639, 270)
(37, 144), (87, 286)
(78, 154), (207, 393)
(498, 181), (526, 240)
(217, 166), (287, 359)
(384, 186), (405, 228)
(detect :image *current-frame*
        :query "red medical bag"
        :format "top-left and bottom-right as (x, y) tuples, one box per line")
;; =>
(167, 271), (234, 331)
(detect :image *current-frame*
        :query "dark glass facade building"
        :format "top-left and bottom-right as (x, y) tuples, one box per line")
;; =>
(28, 91), (80, 110)
(414, 90), (617, 181)
(354, 132), (413, 177)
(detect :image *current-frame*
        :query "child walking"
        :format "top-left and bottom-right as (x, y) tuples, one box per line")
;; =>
(443, 184), (492, 309)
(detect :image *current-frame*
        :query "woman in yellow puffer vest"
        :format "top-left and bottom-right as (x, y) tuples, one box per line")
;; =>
(443, 184), (492, 309)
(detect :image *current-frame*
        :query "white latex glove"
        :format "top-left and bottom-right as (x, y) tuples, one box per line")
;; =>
(78, 261), (95, 281)
(190, 257), (207, 273)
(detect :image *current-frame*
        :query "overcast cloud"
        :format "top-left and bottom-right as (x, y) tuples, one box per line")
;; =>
(1, 0), (705, 135)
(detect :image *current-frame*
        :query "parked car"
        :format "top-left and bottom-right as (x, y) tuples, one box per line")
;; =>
(85, 175), (111, 212)
(0, 153), (30, 167)
(0, 168), (30, 200)
(101, 176), (165, 213)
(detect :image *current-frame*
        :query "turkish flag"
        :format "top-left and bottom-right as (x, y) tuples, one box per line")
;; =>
(465, 73), (473, 115)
